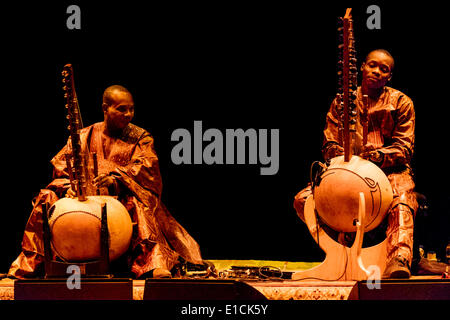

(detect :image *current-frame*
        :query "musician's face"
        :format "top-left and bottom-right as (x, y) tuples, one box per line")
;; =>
(361, 51), (393, 90)
(103, 90), (135, 131)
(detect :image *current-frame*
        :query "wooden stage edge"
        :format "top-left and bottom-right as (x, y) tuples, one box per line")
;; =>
(1, 259), (448, 300)
(2, 276), (449, 301)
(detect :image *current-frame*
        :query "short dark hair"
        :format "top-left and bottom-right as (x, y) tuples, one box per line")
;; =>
(365, 49), (395, 71)
(102, 85), (132, 106)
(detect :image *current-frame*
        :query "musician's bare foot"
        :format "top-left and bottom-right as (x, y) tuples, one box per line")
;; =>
(138, 268), (172, 279)
(152, 268), (172, 278)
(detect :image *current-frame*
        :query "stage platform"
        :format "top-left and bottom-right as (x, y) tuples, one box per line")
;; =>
(1, 260), (448, 300)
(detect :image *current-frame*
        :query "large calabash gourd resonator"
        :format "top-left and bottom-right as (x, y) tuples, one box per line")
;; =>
(314, 155), (393, 233)
(48, 195), (133, 262)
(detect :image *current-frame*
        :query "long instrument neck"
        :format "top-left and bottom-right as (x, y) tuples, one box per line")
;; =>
(337, 8), (358, 162)
(62, 64), (88, 201)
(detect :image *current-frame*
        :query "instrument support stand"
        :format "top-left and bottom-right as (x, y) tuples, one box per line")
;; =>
(292, 193), (387, 281)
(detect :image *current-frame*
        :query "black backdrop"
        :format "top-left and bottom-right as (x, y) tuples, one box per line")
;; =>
(1, 1), (449, 273)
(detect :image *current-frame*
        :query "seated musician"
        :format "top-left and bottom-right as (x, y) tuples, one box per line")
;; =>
(294, 49), (418, 279)
(8, 85), (204, 279)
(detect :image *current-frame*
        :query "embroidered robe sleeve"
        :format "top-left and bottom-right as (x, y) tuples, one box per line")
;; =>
(377, 95), (415, 168)
(112, 133), (163, 207)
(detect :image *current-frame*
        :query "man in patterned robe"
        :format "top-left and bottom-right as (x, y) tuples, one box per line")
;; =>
(294, 49), (418, 278)
(9, 85), (203, 279)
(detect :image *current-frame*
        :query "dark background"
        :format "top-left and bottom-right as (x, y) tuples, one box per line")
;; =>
(1, 1), (449, 273)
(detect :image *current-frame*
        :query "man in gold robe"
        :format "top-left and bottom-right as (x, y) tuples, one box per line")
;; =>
(294, 49), (418, 278)
(9, 85), (203, 279)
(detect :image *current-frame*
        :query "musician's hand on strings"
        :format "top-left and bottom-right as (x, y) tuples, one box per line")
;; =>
(360, 150), (384, 165)
(65, 187), (76, 198)
(93, 173), (117, 189)
(326, 144), (344, 159)
(360, 143), (376, 154)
